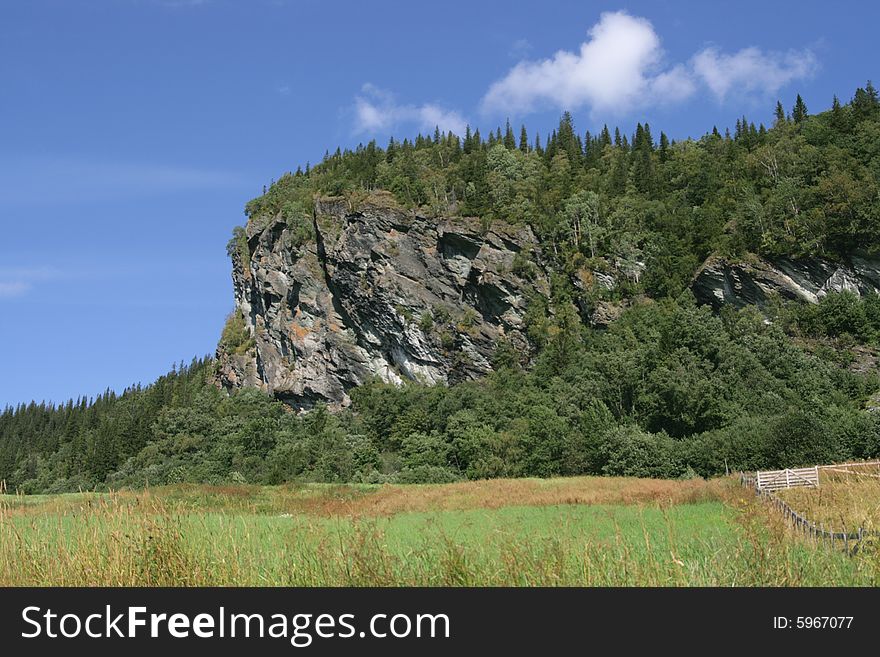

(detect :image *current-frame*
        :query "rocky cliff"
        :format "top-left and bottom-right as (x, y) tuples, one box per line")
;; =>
(216, 190), (880, 411)
(215, 197), (550, 409)
(692, 253), (880, 310)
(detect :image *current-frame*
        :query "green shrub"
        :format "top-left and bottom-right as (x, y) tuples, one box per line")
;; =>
(219, 310), (254, 356)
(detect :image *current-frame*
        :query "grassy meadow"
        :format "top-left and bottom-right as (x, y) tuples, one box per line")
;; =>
(1, 476), (878, 586)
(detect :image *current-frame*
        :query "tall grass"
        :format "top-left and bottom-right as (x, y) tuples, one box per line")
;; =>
(779, 469), (880, 532)
(1, 480), (874, 586)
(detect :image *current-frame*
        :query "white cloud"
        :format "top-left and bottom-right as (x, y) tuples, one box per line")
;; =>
(482, 12), (671, 115)
(480, 11), (816, 117)
(0, 267), (61, 300)
(354, 84), (468, 136)
(0, 282), (29, 298)
(691, 46), (817, 102)
(647, 64), (697, 105)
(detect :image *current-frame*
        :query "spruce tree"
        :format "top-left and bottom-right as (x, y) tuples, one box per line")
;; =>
(774, 101), (786, 125)
(504, 119), (516, 150)
(792, 94), (808, 123)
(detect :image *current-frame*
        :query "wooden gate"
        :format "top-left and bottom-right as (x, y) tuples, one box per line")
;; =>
(755, 466), (819, 491)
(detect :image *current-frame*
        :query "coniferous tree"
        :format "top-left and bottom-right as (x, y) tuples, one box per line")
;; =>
(792, 94), (808, 123)
(658, 132), (670, 162)
(519, 125), (529, 153)
(852, 81), (879, 120)
(774, 101), (786, 125)
(503, 119), (516, 150)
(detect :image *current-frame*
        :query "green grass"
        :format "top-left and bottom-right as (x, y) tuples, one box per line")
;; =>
(1, 478), (876, 586)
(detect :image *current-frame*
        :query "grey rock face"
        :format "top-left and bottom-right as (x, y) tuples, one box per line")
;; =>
(692, 253), (880, 310)
(215, 198), (550, 409)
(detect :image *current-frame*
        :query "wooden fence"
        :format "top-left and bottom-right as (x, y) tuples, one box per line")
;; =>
(740, 471), (878, 555)
(819, 460), (880, 480)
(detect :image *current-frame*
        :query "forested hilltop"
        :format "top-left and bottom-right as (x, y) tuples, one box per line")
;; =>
(243, 83), (880, 298)
(4, 85), (880, 493)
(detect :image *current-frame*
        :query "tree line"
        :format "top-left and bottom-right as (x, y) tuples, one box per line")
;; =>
(3, 291), (880, 492)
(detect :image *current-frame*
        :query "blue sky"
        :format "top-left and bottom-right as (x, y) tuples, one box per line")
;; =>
(1, 0), (878, 407)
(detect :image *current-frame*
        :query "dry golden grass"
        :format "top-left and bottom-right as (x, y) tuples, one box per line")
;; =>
(283, 476), (727, 517)
(0, 476), (726, 520)
(779, 467), (880, 533)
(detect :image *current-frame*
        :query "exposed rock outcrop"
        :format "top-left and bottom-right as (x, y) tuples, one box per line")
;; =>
(215, 198), (550, 410)
(692, 253), (880, 310)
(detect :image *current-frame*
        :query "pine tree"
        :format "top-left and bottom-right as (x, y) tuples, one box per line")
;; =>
(545, 129), (558, 161)
(642, 123), (654, 150)
(866, 80), (878, 105)
(519, 125), (529, 153)
(631, 123), (656, 195)
(556, 112), (581, 165)
(774, 101), (786, 126)
(792, 94), (808, 123)
(504, 119), (516, 150)
(830, 95), (844, 131)
(583, 130), (594, 164)
(852, 81), (880, 121)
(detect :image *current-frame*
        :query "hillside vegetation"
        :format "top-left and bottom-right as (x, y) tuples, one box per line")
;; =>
(3, 86), (880, 492)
